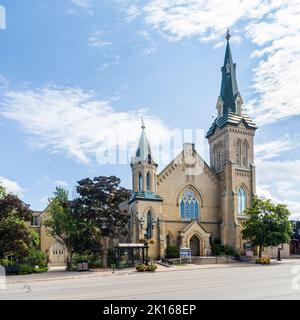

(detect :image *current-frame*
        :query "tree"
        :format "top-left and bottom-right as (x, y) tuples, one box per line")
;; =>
(44, 188), (101, 269)
(242, 197), (293, 258)
(71, 176), (131, 266)
(72, 176), (131, 240)
(0, 187), (34, 262)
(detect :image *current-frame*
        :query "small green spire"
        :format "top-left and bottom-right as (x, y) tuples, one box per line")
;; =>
(131, 119), (155, 164)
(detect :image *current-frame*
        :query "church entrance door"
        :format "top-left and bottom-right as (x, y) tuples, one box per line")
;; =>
(190, 235), (200, 256)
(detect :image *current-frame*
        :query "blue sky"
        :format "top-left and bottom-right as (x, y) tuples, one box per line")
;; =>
(0, 0), (299, 218)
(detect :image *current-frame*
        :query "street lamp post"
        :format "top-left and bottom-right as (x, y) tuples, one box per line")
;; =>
(139, 216), (156, 265)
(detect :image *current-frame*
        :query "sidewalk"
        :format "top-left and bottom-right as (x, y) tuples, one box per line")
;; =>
(6, 258), (299, 284)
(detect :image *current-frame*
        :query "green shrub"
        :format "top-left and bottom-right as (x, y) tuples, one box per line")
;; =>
(223, 245), (238, 257)
(135, 263), (157, 272)
(210, 238), (222, 256)
(33, 266), (49, 273)
(19, 264), (34, 275)
(166, 245), (180, 258)
(211, 244), (223, 256)
(136, 263), (147, 272)
(210, 238), (238, 257)
(25, 249), (48, 268)
(256, 257), (270, 265)
(0, 259), (16, 267)
(146, 263), (157, 272)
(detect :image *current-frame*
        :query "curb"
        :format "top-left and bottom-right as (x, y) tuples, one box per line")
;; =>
(7, 263), (256, 284)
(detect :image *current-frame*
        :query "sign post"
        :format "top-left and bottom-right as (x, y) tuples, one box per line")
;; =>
(180, 247), (191, 263)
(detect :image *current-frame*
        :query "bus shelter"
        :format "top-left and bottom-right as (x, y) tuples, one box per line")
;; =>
(113, 243), (148, 269)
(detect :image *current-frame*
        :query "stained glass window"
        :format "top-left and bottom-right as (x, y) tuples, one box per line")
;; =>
(238, 187), (246, 215)
(146, 211), (153, 239)
(138, 173), (142, 191)
(146, 172), (151, 191)
(180, 189), (199, 220)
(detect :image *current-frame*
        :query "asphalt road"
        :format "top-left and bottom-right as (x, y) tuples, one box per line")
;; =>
(1, 262), (300, 300)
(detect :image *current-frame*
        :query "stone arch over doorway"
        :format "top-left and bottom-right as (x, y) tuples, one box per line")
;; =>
(179, 220), (211, 256)
(189, 234), (201, 256)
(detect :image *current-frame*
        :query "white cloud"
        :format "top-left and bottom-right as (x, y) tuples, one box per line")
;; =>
(69, 0), (93, 15)
(0, 177), (26, 196)
(138, 30), (157, 55)
(88, 31), (112, 48)
(0, 86), (171, 165)
(143, 47), (157, 55)
(125, 4), (142, 22)
(255, 137), (300, 217)
(126, 1), (300, 125)
(71, 0), (90, 9)
(255, 136), (298, 161)
(256, 159), (300, 218)
(54, 180), (69, 188)
(142, 0), (272, 41)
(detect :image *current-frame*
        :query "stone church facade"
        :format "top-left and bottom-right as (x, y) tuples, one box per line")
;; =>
(128, 33), (257, 258)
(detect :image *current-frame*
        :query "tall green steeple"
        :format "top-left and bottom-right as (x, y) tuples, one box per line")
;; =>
(220, 30), (239, 114)
(206, 30), (256, 138)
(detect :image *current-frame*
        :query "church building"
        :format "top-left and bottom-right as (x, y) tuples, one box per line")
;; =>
(128, 32), (257, 258)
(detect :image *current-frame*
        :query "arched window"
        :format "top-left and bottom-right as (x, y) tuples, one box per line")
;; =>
(238, 187), (247, 215)
(166, 233), (172, 247)
(214, 145), (220, 171)
(220, 144), (225, 169)
(242, 140), (249, 167)
(146, 210), (153, 239)
(235, 139), (242, 166)
(214, 143), (224, 172)
(180, 189), (199, 220)
(138, 173), (142, 191)
(146, 172), (151, 191)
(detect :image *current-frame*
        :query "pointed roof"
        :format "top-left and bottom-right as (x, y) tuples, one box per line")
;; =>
(220, 30), (239, 114)
(206, 31), (257, 138)
(131, 119), (155, 165)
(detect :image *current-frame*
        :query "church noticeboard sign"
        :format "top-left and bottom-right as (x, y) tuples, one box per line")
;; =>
(180, 248), (191, 263)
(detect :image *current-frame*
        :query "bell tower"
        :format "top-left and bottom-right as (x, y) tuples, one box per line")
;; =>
(128, 120), (163, 256)
(206, 31), (257, 251)
(130, 119), (158, 194)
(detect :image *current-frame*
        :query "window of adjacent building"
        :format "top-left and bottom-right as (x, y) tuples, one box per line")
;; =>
(138, 173), (142, 191)
(180, 189), (199, 220)
(31, 216), (39, 226)
(238, 187), (246, 215)
(146, 172), (151, 191)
